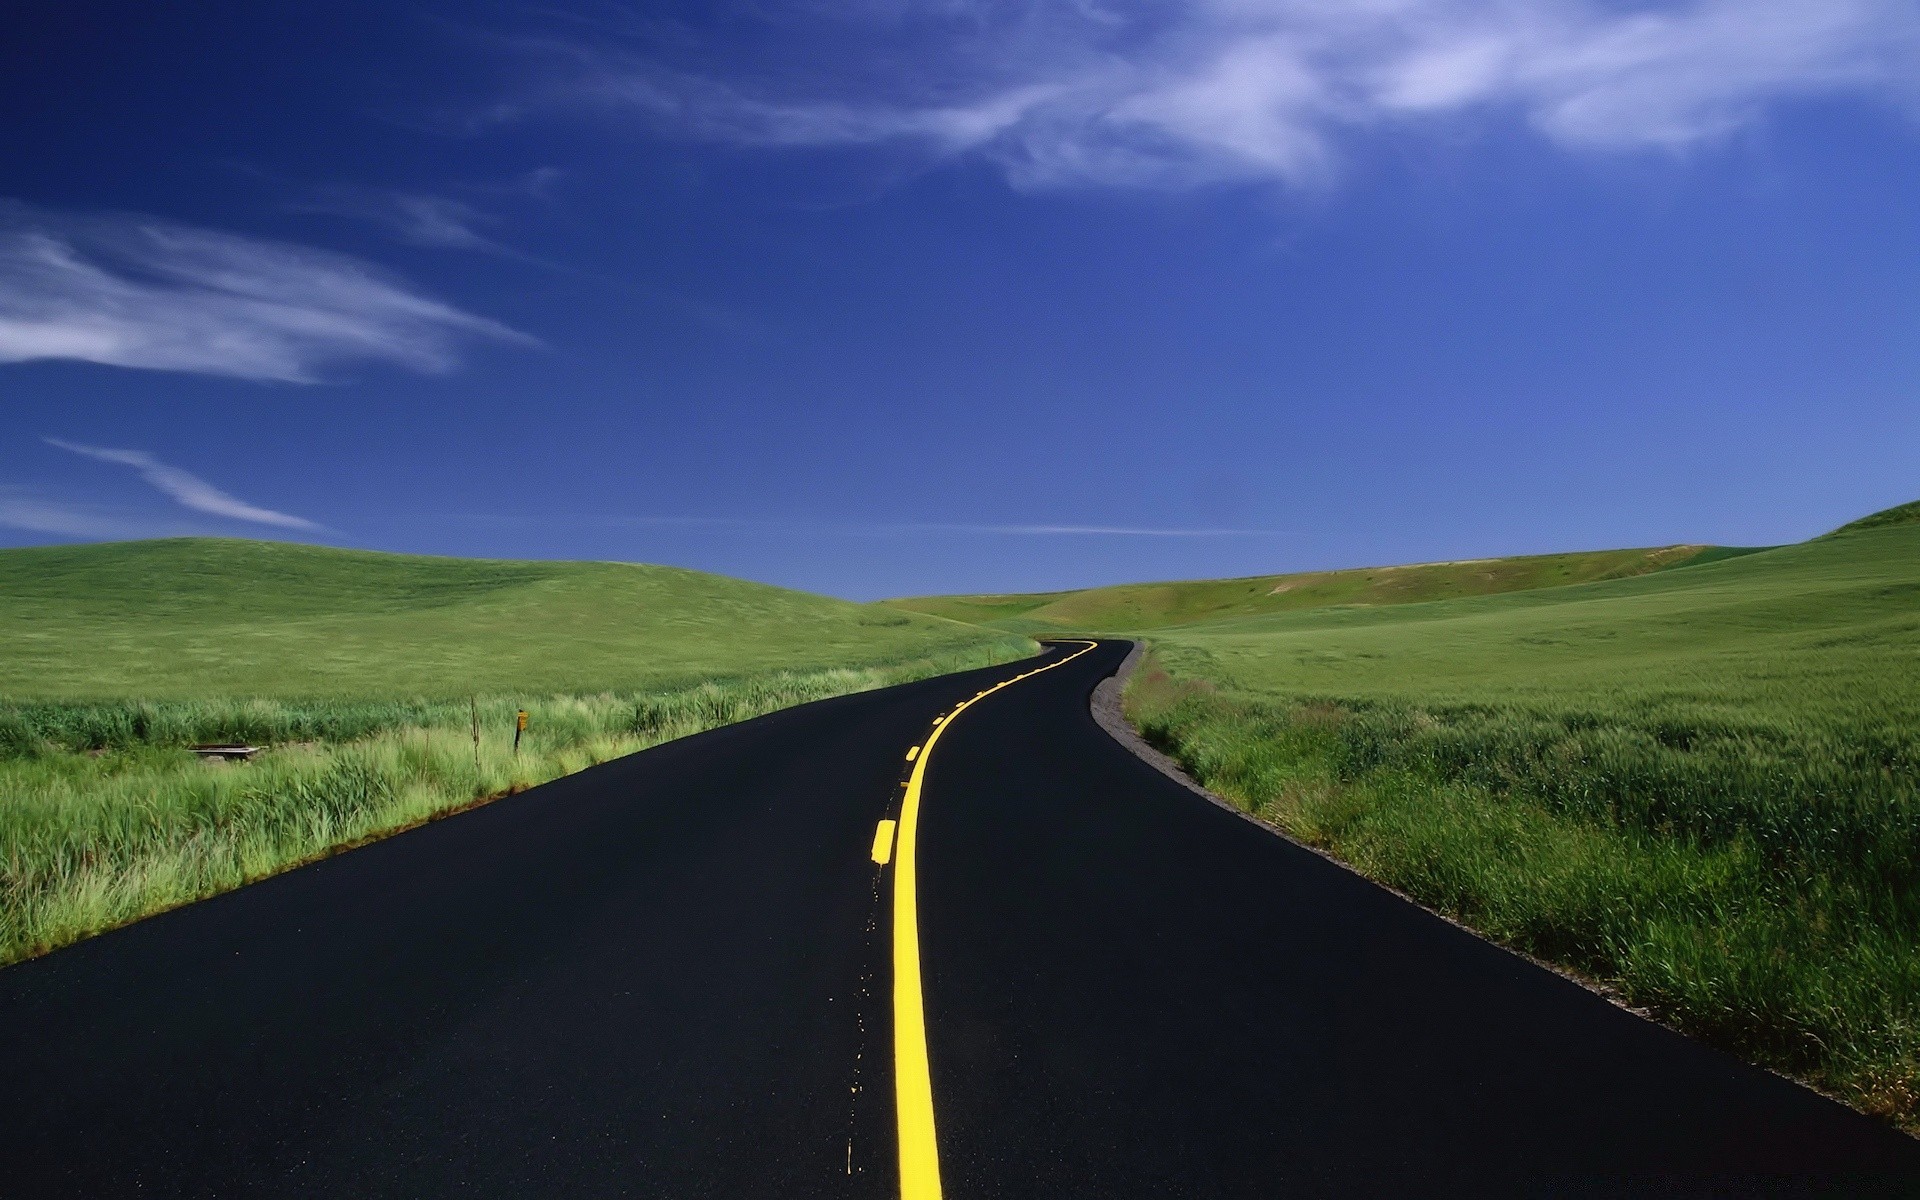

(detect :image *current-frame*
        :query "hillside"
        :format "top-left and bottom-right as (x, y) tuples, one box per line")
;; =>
(0, 538), (1026, 700)
(0, 538), (1033, 967)
(1125, 516), (1920, 1127)
(1143, 525), (1920, 714)
(1825, 497), (1920, 537)
(886, 543), (1742, 633)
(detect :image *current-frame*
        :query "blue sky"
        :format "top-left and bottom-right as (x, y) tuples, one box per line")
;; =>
(2, 0), (1916, 599)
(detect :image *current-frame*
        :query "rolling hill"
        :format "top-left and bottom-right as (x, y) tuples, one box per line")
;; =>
(0, 537), (1035, 966)
(1138, 521), (1920, 715)
(1825, 497), (1920, 537)
(885, 542), (1750, 633)
(0, 538), (1027, 700)
(1114, 503), (1920, 1128)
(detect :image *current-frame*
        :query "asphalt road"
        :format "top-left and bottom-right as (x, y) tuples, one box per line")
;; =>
(2, 639), (1917, 1196)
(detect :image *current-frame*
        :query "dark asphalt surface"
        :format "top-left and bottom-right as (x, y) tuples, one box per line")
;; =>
(3, 639), (1917, 1196)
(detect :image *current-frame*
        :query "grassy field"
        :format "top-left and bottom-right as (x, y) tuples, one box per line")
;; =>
(1, 538), (1016, 699)
(885, 543), (1739, 634)
(0, 538), (1034, 964)
(1116, 514), (1920, 1126)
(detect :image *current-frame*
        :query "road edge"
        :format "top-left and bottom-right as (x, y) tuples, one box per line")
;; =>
(1089, 639), (1664, 1008)
(1089, 641), (1265, 827)
(1088, 638), (1920, 1139)
(1089, 638), (1662, 1009)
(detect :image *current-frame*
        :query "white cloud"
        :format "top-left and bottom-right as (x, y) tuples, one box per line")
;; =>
(45, 438), (322, 530)
(0, 202), (531, 382)
(548, 0), (1920, 189)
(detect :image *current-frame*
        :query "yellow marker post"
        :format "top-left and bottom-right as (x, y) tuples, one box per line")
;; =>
(890, 640), (1099, 1200)
(871, 819), (897, 865)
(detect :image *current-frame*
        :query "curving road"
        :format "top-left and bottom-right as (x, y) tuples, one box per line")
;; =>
(2, 639), (1916, 1196)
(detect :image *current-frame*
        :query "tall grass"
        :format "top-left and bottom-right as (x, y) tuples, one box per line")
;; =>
(1125, 658), (1920, 1129)
(0, 643), (1030, 967)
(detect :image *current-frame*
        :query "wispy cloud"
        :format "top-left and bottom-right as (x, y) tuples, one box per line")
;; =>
(291, 185), (505, 250)
(45, 438), (322, 530)
(0, 201), (531, 382)
(527, 0), (1920, 189)
(287, 179), (749, 331)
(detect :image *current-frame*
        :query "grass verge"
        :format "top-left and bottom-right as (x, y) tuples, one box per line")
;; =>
(1115, 526), (1920, 1131)
(1125, 657), (1920, 1130)
(0, 643), (1030, 967)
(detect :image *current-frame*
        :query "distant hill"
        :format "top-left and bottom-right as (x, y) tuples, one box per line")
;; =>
(886, 543), (1748, 633)
(0, 538), (1025, 700)
(1825, 498), (1920, 538)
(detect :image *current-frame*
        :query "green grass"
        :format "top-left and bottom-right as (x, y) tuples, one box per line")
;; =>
(1118, 523), (1920, 1127)
(0, 538), (1035, 964)
(1, 538), (1015, 699)
(0, 651), (1023, 966)
(885, 543), (1735, 633)
(1827, 497), (1920, 537)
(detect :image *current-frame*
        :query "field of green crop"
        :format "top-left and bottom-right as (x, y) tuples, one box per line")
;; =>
(0, 538), (1034, 964)
(1, 538), (1016, 699)
(886, 543), (1733, 633)
(1122, 518), (1920, 1127)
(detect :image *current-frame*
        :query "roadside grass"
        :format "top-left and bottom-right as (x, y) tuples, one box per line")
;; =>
(1122, 523), (1920, 1129)
(0, 646), (1029, 966)
(0, 536), (1035, 965)
(885, 543), (1738, 633)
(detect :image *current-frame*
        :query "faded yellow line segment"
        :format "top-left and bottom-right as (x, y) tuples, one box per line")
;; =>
(891, 639), (1099, 1200)
(906, 745), (920, 762)
(871, 819), (897, 866)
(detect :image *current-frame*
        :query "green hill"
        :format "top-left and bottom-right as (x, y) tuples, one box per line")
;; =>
(1141, 525), (1920, 714)
(0, 537), (1033, 967)
(1825, 497), (1920, 537)
(886, 543), (1741, 633)
(0, 538), (1023, 700)
(1123, 516), (1920, 1127)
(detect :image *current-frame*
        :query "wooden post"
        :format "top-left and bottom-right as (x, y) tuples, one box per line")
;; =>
(514, 709), (527, 757)
(470, 696), (482, 779)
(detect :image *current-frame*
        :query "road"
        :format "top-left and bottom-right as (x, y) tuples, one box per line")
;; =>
(2, 639), (1916, 1196)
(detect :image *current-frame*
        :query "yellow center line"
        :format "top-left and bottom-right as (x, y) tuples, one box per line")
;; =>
(890, 639), (1099, 1200)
